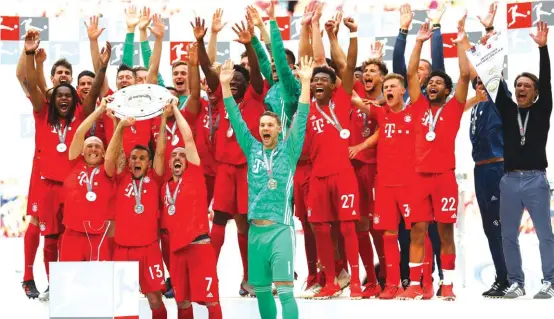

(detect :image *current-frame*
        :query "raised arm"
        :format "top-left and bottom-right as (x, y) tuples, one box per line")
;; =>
(146, 14), (164, 85)
(173, 104), (200, 166)
(311, 3), (326, 67)
(69, 97), (110, 160)
(232, 21), (264, 95)
(472, 3), (498, 81)
(287, 56), (312, 157)
(326, 19), (347, 77)
(341, 17), (358, 95)
(23, 30), (45, 112)
(208, 8), (226, 65)
(247, 6), (274, 86)
(85, 16), (109, 97)
(453, 13), (470, 104)
(16, 47), (30, 96)
(138, 7), (165, 86)
(407, 23), (432, 103)
(153, 105), (170, 177)
(34, 49), (49, 98)
(393, 4), (412, 85)
(298, 4), (315, 61)
(531, 21), (552, 109)
(105, 117), (134, 178)
(185, 42), (201, 115)
(464, 88), (488, 112)
(192, 17), (220, 92)
(220, 59), (256, 154)
(81, 42), (111, 117)
(429, 3), (446, 72)
(122, 5), (139, 67)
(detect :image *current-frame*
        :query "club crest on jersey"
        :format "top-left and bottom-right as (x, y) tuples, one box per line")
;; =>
(39, 222), (46, 232)
(404, 115), (412, 123)
(32, 203), (38, 212)
(307, 207), (312, 217)
(373, 216), (380, 224)
(144, 176), (150, 183)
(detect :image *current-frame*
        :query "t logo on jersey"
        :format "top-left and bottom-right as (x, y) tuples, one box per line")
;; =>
(384, 123), (396, 138)
(252, 157), (267, 174)
(311, 118), (325, 134)
(77, 170), (97, 187)
(124, 183), (135, 198)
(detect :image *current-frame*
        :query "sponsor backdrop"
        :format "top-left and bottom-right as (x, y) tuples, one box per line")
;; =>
(0, 0), (553, 293)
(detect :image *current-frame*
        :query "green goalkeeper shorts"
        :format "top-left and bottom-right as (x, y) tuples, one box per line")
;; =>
(248, 222), (296, 287)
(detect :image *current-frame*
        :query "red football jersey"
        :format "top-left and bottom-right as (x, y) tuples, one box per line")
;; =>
(412, 96), (464, 173)
(114, 170), (163, 247)
(34, 103), (86, 182)
(161, 163), (209, 252)
(307, 86), (353, 177)
(63, 160), (115, 233)
(350, 81), (377, 163)
(151, 109), (198, 181)
(195, 99), (219, 176)
(374, 105), (416, 187)
(213, 85), (265, 165)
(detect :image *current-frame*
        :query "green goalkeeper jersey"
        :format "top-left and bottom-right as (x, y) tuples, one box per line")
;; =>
(223, 97), (308, 226)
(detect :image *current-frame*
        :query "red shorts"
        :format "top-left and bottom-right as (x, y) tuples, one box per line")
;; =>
(37, 179), (65, 235)
(59, 228), (111, 261)
(352, 160), (376, 218)
(205, 174), (215, 204)
(212, 163), (248, 215)
(374, 184), (422, 231)
(112, 241), (165, 294)
(293, 161), (311, 222)
(307, 169), (360, 223)
(27, 158), (42, 217)
(411, 171), (459, 224)
(171, 243), (220, 303)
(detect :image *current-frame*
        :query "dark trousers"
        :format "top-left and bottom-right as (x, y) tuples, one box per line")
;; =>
(499, 170), (554, 287)
(474, 161), (508, 281)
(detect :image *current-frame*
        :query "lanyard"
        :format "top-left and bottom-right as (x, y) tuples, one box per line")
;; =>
(517, 108), (530, 145)
(427, 106), (445, 134)
(208, 103), (220, 143)
(131, 177), (144, 207)
(314, 99), (343, 132)
(165, 178), (182, 205)
(89, 122), (96, 136)
(56, 122), (69, 144)
(262, 147), (277, 181)
(85, 166), (100, 193)
(165, 121), (177, 137)
(471, 104), (480, 135)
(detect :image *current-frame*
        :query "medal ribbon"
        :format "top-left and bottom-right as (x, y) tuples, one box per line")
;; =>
(314, 98), (343, 133)
(89, 122), (96, 137)
(262, 146), (277, 181)
(165, 121), (177, 138)
(56, 122), (69, 145)
(517, 108), (530, 142)
(427, 105), (445, 135)
(85, 166), (100, 193)
(207, 103), (220, 143)
(131, 177), (144, 208)
(165, 178), (182, 205)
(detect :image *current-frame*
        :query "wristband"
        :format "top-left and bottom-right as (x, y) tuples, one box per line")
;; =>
(25, 50), (36, 55)
(485, 26), (494, 32)
(432, 23), (441, 30)
(399, 28), (408, 35)
(349, 32), (358, 38)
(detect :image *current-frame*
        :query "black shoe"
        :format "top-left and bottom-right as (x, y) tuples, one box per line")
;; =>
(378, 277), (386, 291)
(435, 280), (443, 297)
(487, 280), (510, 298)
(22, 280), (40, 299)
(401, 279), (410, 290)
(164, 278), (174, 299)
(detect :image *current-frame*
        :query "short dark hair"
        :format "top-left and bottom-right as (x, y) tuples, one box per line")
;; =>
(260, 111), (282, 126)
(312, 66), (337, 84)
(285, 49), (296, 65)
(240, 51), (248, 59)
(50, 58), (73, 77)
(171, 61), (188, 70)
(131, 144), (152, 159)
(426, 70), (453, 93)
(48, 83), (79, 127)
(77, 70), (95, 83)
(354, 66), (363, 73)
(514, 72), (539, 90)
(233, 64), (250, 83)
(166, 86), (177, 92)
(133, 66), (148, 73)
(325, 58), (338, 72)
(117, 64), (136, 78)
(362, 58), (389, 76)
(420, 59), (432, 70)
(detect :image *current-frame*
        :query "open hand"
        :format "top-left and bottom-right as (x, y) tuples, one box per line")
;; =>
(85, 16), (105, 41)
(191, 17), (208, 41)
(297, 56), (314, 81)
(220, 59), (235, 84)
(530, 21), (549, 47)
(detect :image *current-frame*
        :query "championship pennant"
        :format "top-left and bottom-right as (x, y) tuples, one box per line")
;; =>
(466, 31), (507, 101)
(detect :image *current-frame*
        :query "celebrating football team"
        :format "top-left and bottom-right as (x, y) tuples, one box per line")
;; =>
(15, 0), (554, 318)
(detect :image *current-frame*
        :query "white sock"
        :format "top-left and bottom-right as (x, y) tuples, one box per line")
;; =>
(443, 269), (455, 285)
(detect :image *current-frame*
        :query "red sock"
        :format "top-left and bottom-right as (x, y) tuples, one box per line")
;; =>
(23, 224), (40, 281)
(237, 232), (248, 281)
(357, 231), (376, 284)
(383, 233), (400, 286)
(336, 227), (348, 275)
(302, 221), (318, 277)
(151, 303), (167, 319)
(43, 236), (59, 282)
(371, 229), (386, 279)
(441, 253), (456, 285)
(160, 231), (171, 269)
(409, 263), (423, 284)
(340, 221), (360, 285)
(422, 235), (433, 286)
(208, 304), (223, 319)
(177, 307), (194, 319)
(313, 223), (336, 286)
(210, 224), (226, 261)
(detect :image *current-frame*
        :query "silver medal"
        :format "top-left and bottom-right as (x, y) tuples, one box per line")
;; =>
(135, 204), (144, 214)
(171, 134), (179, 146)
(520, 136), (526, 146)
(362, 127), (370, 138)
(226, 127), (234, 137)
(268, 179), (278, 190)
(426, 131), (436, 142)
(340, 129), (350, 139)
(86, 191), (97, 202)
(57, 143), (67, 153)
(168, 204), (176, 216)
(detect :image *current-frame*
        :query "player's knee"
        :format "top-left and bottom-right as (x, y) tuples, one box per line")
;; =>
(384, 229), (398, 236)
(177, 300), (192, 309)
(107, 220), (115, 237)
(213, 210), (232, 226)
(437, 223), (454, 244)
(410, 222), (427, 244)
(339, 220), (356, 236)
(30, 216), (39, 226)
(206, 301), (219, 307)
(145, 292), (164, 309)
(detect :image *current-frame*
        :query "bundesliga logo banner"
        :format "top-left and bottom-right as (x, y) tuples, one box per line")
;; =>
(466, 31), (506, 102)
